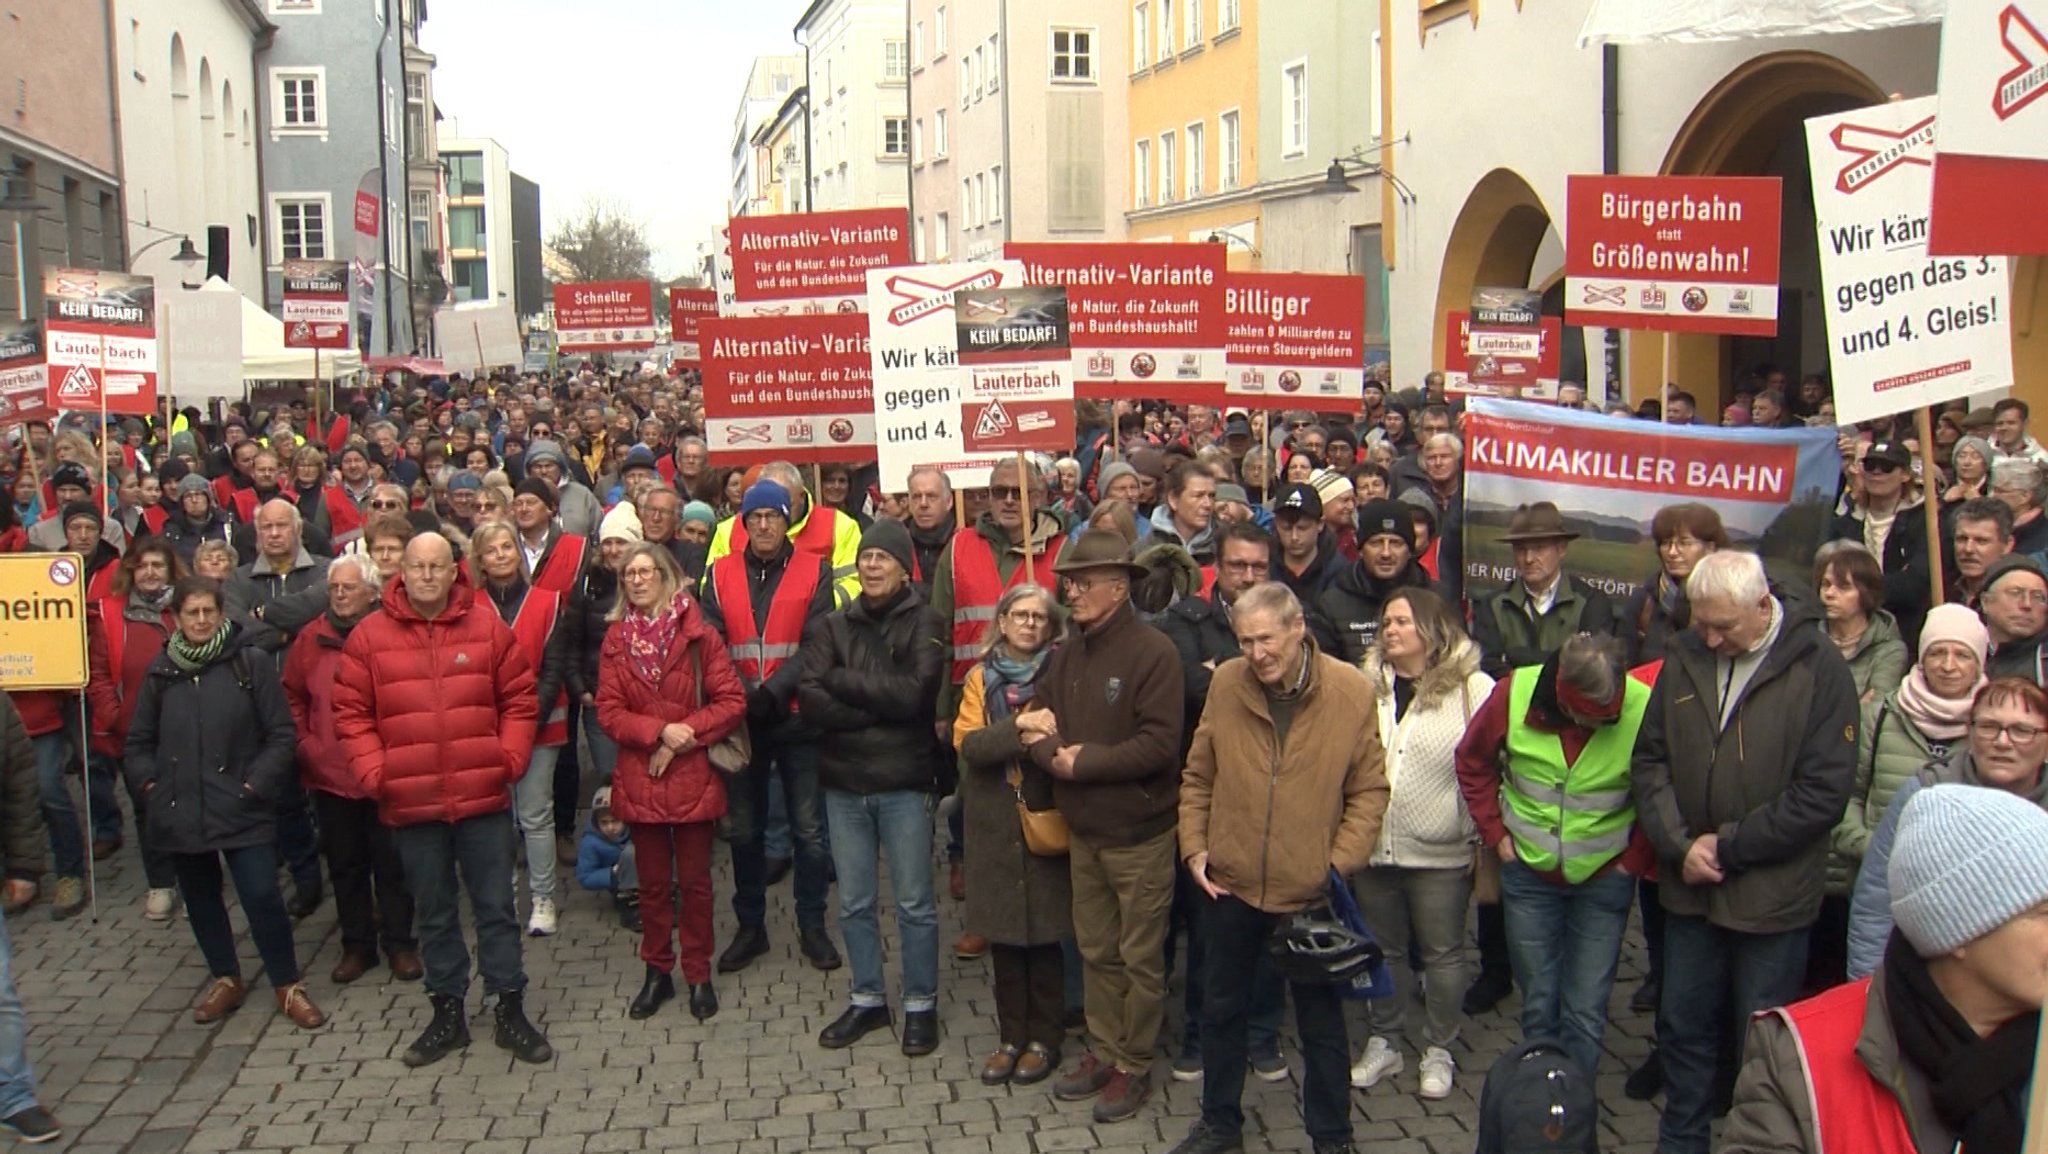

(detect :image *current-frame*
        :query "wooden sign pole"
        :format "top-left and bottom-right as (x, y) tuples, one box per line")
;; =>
(1918, 407), (1946, 606)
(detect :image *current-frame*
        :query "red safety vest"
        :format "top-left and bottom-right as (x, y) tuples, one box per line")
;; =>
(141, 504), (168, 536)
(711, 551), (820, 692)
(1769, 978), (1917, 1154)
(507, 586), (569, 747)
(96, 598), (128, 693)
(530, 533), (587, 596)
(1197, 565), (1216, 600)
(947, 530), (1056, 685)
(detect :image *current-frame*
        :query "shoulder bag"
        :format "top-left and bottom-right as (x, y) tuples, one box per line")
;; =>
(690, 644), (753, 777)
(1008, 764), (1070, 856)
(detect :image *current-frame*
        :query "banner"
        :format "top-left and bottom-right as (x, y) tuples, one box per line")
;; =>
(162, 288), (244, 399)
(867, 260), (1026, 491)
(1564, 174), (1782, 336)
(1223, 272), (1366, 409)
(433, 301), (522, 374)
(0, 322), (50, 426)
(44, 268), (157, 416)
(1928, 0), (2048, 255)
(1806, 98), (2013, 425)
(1007, 241), (1227, 405)
(553, 281), (656, 353)
(350, 175), (380, 355)
(954, 286), (1074, 454)
(0, 553), (87, 689)
(669, 289), (718, 365)
(1444, 312), (1562, 399)
(281, 260), (351, 350)
(1461, 399), (1840, 600)
(699, 313), (874, 465)
(727, 208), (911, 316)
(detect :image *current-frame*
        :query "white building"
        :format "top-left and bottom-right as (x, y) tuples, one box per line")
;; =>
(731, 55), (804, 218)
(436, 136), (514, 304)
(795, 0), (910, 212)
(113, 0), (271, 302)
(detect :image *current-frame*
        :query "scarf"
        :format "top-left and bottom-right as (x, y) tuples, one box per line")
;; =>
(324, 608), (365, 641)
(1892, 667), (1983, 740)
(167, 624), (231, 673)
(1884, 928), (2036, 1154)
(980, 647), (1048, 721)
(617, 591), (685, 686)
(130, 586), (173, 614)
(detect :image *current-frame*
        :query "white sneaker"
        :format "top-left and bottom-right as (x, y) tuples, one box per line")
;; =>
(526, 896), (557, 937)
(1349, 1036), (1404, 1089)
(1418, 1046), (1456, 1100)
(143, 888), (178, 922)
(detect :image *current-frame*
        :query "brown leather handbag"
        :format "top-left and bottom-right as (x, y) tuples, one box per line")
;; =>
(1007, 765), (1070, 857)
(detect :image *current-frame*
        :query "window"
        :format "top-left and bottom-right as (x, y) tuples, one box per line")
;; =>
(1185, 0), (1202, 46)
(1134, 139), (1151, 208)
(912, 22), (924, 68)
(990, 165), (1004, 222)
(934, 212), (950, 258)
(448, 206), (485, 250)
(1159, 130), (1176, 203)
(1369, 32), (1384, 140)
(1220, 0), (1239, 31)
(405, 72), (425, 104)
(1220, 109), (1241, 189)
(451, 258), (487, 303)
(1132, 4), (1148, 70)
(1160, 0), (1175, 58)
(986, 37), (1000, 92)
(934, 6), (948, 56)
(1185, 121), (1204, 199)
(884, 39), (908, 80)
(883, 116), (908, 157)
(962, 178), (976, 227)
(272, 68), (324, 129)
(912, 117), (924, 164)
(272, 195), (329, 260)
(961, 59), (972, 109)
(446, 153), (485, 198)
(1051, 28), (1095, 80)
(934, 110), (948, 158)
(972, 47), (983, 100)
(409, 189), (433, 253)
(1282, 60), (1308, 157)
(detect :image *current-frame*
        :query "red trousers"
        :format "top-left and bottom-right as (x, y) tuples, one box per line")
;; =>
(629, 821), (717, 983)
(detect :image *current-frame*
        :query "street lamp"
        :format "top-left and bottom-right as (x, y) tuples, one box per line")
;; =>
(1206, 227), (1261, 258)
(130, 230), (208, 290)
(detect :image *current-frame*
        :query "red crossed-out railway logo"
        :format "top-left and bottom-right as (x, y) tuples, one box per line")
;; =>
(883, 270), (1002, 326)
(1829, 116), (1936, 194)
(1995, 5), (2048, 120)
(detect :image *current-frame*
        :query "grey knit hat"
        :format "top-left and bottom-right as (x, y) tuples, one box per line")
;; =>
(524, 439), (568, 469)
(1097, 461), (1138, 495)
(1889, 783), (2048, 957)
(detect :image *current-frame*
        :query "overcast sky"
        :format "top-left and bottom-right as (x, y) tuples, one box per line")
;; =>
(423, 0), (801, 279)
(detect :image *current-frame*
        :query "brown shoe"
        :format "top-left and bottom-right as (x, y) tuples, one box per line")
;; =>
(980, 1044), (1020, 1084)
(1053, 1052), (1114, 1101)
(388, 949), (424, 982)
(949, 860), (966, 901)
(275, 983), (327, 1030)
(1091, 1068), (1152, 1124)
(192, 977), (246, 1024)
(329, 952), (376, 985)
(954, 932), (988, 960)
(1013, 1042), (1058, 1085)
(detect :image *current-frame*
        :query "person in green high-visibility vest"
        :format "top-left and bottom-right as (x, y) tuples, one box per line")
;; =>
(1454, 631), (1656, 1079)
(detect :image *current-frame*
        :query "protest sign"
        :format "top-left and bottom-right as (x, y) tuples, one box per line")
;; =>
(1007, 241), (1227, 405)
(0, 322), (51, 427)
(867, 260), (1025, 491)
(44, 268), (157, 416)
(1467, 286), (1546, 392)
(954, 286), (1073, 454)
(281, 260), (351, 350)
(1806, 97), (2013, 425)
(1461, 398), (1839, 600)
(669, 289), (718, 365)
(433, 301), (522, 374)
(1223, 272), (1366, 409)
(553, 281), (657, 353)
(1444, 312), (1563, 398)
(1928, 0), (2048, 255)
(1565, 175), (1782, 336)
(728, 208), (911, 316)
(162, 288), (243, 400)
(0, 553), (88, 690)
(699, 313), (874, 465)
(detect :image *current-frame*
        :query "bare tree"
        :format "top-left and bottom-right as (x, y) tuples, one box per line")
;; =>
(547, 199), (654, 283)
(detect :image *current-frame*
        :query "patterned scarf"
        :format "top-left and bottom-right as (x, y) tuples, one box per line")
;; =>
(617, 591), (685, 686)
(980, 647), (1048, 721)
(167, 623), (230, 673)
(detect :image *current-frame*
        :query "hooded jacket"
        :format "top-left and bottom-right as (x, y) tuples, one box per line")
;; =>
(1144, 505), (1216, 565)
(281, 611), (373, 800)
(85, 591), (175, 759)
(1363, 640), (1492, 869)
(222, 546), (329, 652)
(1269, 525), (1346, 602)
(797, 585), (949, 795)
(596, 597), (746, 825)
(1312, 557), (1441, 664)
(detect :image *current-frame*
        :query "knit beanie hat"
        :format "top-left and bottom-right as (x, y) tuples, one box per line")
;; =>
(598, 503), (643, 544)
(1097, 461), (1138, 495)
(680, 500), (716, 528)
(515, 476), (558, 511)
(175, 474), (211, 499)
(447, 471), (483, 493)
(1356, 497), (1410, 542)
(1309, 468), (1351, 508)
(1917, 603), (1992, 671)
(740, 480), (791, 522)
(859, 517), (915, 577)
(524, 439), (568, 469)
(1953, 435), (1996, 472)
(1890, 783), (2048, 957)
(1983, 553), (2047, 595)
(61, 501), (102, 530)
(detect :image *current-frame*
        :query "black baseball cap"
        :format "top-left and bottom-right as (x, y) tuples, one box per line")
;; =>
(1274, 482), (1322, 521)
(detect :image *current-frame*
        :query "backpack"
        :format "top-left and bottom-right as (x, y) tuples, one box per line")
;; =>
(1474, 1039), (1600, 1154)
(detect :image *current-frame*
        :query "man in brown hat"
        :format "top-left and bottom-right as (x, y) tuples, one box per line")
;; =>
(1472, 502), (1619, 681)
(1016, 530), (1185, 1125)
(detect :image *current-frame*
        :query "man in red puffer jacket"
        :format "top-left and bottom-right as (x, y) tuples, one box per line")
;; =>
(332, 532), (549, 1069)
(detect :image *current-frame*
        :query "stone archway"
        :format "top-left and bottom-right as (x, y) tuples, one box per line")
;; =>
(1430, 168), (1555, 382)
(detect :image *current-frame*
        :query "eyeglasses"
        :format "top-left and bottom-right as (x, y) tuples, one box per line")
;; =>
(1861, 460), (1901, 475)
(621, 567), (661, 582)
(1005, 610), (1050, 624)
(1997, 586), (2048, 606)
(1067, 577), (1122, 595)
(369, 499), (403, 510)
(989, 486), (1023, 502)
(1972, 719), (2045, 743)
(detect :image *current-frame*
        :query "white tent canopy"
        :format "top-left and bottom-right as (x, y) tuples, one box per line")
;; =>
(1576, 0), (1940, 46)
(233, 283), (363, 381)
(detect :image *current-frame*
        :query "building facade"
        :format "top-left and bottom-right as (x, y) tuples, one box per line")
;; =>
(401, 8), (446, 345)
(796, 0), (910, 213)
(437, 136), (513, 306)
(731, 54), (805, 218)
(749, 90), (810, 217)
(1123, 0), (1260, 266)
(509, 171), (542, 319)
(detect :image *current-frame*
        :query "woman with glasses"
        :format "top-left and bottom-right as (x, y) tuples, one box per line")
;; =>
(1622, 503), (1728, 665)
(475, 483), (515, 527)
(1815, 543), (1908, 705)
(953, 583), (1071, 1085)
(1846, 675), (2048, 978)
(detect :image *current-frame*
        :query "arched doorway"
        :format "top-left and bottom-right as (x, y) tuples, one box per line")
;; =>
(1641, 52), (1886, 413)
(1431, 169), (1579, 393)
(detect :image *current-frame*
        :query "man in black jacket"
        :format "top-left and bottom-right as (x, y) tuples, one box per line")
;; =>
(1313, 497), (1441, 664)
(1631, 550), (1859, 1154)
(1269, 483), (1344, 600)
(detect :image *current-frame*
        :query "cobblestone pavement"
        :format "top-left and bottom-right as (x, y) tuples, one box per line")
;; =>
(11, 820), (1670, 1154)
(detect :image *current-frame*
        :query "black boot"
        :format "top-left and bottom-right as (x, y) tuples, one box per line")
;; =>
(689, 983), (719, 1021)
(1463, 901), (1515, 1014)
(718, 924), (770, 973)
(286, 875), (324, 920)
(901, 1009), (938, 1056)
(493, 991), (553, 1064)
(629, 966), (675, 1020)
(799, 925), (842, 971)
(616, 891), (641, 933)
(818, 1004), (892, 1049)
(401, 994), (471, 1068)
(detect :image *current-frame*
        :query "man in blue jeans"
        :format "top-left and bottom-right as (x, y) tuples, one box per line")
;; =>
(1631, 551), (1858, 1154)
(0, 694), (60, 1142)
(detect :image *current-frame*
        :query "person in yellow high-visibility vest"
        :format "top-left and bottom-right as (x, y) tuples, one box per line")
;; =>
(703, 461), (860, 608)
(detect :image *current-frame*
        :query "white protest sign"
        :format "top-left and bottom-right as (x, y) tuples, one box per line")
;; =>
(867, 260), (1023, 492)
(1806, 97), (2013, 425)
(162, 288), (244, 398)
(434, 301), (523, 374)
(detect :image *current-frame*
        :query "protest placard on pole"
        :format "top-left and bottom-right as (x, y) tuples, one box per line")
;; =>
(0, 321), (52, 427)
(867, 260), (1025, 492)
(281, 260), (352, 350)
(1805, 97), (2013, 426)
(162, 287), (243, 400)
(553, 281), (657, 354)
(1564, 175), (1783, 337)
(1928, 0), (2048, 255)
(954, 286), (1074, 455)
(44, 268), (157, 416)
(727, 208), (911, 316)
(669, 289), (719, 367)
(1444, 312), (1563, 399)
(1223, 272), (1366, 409)
(700, 313), (874, 465)
(1006, 241), (1227, 406)
(433, 301), (522, 375)
(0, 553), (88, 690)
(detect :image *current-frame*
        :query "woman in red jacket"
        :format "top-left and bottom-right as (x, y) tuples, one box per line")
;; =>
(85, 539), (185, 920)
(597, 542), (746, 1023)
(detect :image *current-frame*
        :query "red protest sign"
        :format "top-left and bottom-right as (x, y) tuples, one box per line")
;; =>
(1565, 175), (1783, 336)
(1928, 0), (2048, 254)
(700, 313), (874, 465)
(44, 268), (157, 416)
(956, 286), (1074, 454)
(727, 208), (910, 312)
(553, 281), (656, 352)
(281, 260), (351, 350)
(668, 289), (718, 365)
(1006, 241), (1227, 405)
(1465, 404), (1801, 504)
(0, 321), (52, 426)
(1443, 312), (1562, 399)
(1223, 272), (1366, 410)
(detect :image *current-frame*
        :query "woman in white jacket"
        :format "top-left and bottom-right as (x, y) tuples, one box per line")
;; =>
(1347, 587), (1493, 1102)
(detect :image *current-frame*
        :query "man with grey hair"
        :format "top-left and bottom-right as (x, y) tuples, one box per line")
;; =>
(520, 439), (602, 539)
(1631, 549), (1860, 1154)
(904, 466), (956, 598)
(704, 459), (863, 606)
(1989, 458), (2048, 559)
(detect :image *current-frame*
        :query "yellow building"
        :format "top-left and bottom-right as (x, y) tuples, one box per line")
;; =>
(1124, 0), (1262, 268)
(748, 89), (809, 217)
